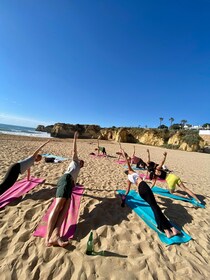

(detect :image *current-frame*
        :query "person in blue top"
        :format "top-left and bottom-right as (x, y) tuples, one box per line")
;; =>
(45, 131), (84, 247)
(0, 139), (50, 195)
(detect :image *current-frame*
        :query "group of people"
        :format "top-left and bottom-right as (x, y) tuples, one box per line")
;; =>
(0, 134), (202, 246)
(0, 132), (84, 247)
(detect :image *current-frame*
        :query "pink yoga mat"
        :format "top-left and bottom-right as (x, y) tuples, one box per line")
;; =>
(90, 154), (106, 157)
(139, 174), (165, 182)
(33, 185), (84, 240)
(0, 177), (45, 209)
(116, 159), (126, 164)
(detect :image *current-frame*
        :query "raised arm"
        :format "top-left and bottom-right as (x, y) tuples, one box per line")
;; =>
(125, 180), (131, 196)
(32, 139), (50, 157)
(72, 131), (79, 160)
(133, 146), (135, 156)
(156, 152), (167, 170)
(146, 149), (151, 163)
(122, 149), (134, 172)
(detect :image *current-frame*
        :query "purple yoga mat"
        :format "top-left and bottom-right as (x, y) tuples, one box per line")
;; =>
(0, 177), (45, 208)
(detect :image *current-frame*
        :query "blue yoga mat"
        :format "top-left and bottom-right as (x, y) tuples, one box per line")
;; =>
(152, 186), (205, 209)
(42, 153), (69, 161)
(123, 165), (145, 171)
(117, 189), (192, 245)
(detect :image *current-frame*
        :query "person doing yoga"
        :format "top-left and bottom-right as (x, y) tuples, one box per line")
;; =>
(121, 149), (180, 238)
(116, 141), (129, 161)
(0, 139), (50, 195)
(95, 139), (107, 156)
(149, 152), (201, 204)
(130, 146), (147, 169)
(45, 131), (84, 247)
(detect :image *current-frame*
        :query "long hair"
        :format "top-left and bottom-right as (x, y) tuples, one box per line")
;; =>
(149, 170), (155, 180)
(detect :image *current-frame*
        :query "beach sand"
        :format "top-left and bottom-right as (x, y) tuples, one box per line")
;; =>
(0, 134), (210, 280)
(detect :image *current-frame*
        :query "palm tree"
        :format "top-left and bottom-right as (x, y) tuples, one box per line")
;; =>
(181, 119), (187, 128)
(159, 117), (163, 127)
(169, 117), (174, 127)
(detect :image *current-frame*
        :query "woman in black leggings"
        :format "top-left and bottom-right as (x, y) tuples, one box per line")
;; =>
(0, 139), (50, 195)
(121, 150), (180, 238)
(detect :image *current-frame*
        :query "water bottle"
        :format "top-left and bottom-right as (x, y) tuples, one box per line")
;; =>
(86, 231), (94, 255)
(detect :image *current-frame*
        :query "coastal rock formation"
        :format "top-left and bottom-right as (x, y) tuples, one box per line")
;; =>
(36, 124), (205, 152)
(37, 123), (101, 139)
(137, 130), (165, 146)
(100, 128), (129, 142)
(36, 125), (53, 133)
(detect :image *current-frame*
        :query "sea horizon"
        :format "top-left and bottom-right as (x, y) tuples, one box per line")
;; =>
(0, 123), (51, 138)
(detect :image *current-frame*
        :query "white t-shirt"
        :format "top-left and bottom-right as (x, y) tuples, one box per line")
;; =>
(18, 156), (35, 174)
(65, 159), (80, 183)
(128, 173), (139, 184)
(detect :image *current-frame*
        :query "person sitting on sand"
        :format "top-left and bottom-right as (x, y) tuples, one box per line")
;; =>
(95, 139), (107, 156)
(45, 131), (84, 247)
(148, 152), (201, 204)
(0, 140), (50, 195)
(130, 146), (147, 169)
(121, 149), (181, 238)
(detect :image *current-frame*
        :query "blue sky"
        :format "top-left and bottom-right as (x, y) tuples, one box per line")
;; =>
(0, 0), (209, 128)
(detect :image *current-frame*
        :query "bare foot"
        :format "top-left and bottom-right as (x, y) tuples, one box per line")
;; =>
(45, 238), (53, 247)
(164, 229), (173, 238)
(58, 238), (69, 247)
(46, 237), (69, 247)
(171, 227), (181, 236)
(54, 237), (69, 247)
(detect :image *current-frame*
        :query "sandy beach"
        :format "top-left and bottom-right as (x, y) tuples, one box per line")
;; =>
(0, 133), (210, 280)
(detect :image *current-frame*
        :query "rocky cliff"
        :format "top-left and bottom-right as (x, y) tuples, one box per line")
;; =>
(36, 124), (205, 152)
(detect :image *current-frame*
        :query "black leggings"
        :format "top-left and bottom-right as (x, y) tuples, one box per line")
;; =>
(138, 181), (172, 231)
(0, 163), (20, 195)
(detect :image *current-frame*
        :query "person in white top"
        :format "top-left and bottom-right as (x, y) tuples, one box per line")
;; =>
(45, 131), (84, 247)
(0, 139), (50, 195)
(121, 149), (180, 238)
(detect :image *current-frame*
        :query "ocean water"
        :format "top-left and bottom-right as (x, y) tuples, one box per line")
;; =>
(0, 123), (51, 138)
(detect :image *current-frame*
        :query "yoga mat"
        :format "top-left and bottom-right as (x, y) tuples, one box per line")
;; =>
(117, 189), (192, 245)
(139, 173), (165, 182)
(116, 160), (126, 164)
(42, 153), (69, 161)
(123, 165), (144, 171)
(33, 185), (84, 240)
(152, 186), (205, 208)
(0, 177), (45, 209)
(90, 154), (106, 158)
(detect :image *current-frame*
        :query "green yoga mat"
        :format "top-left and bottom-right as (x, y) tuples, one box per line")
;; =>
(117, 189), (192, 245)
